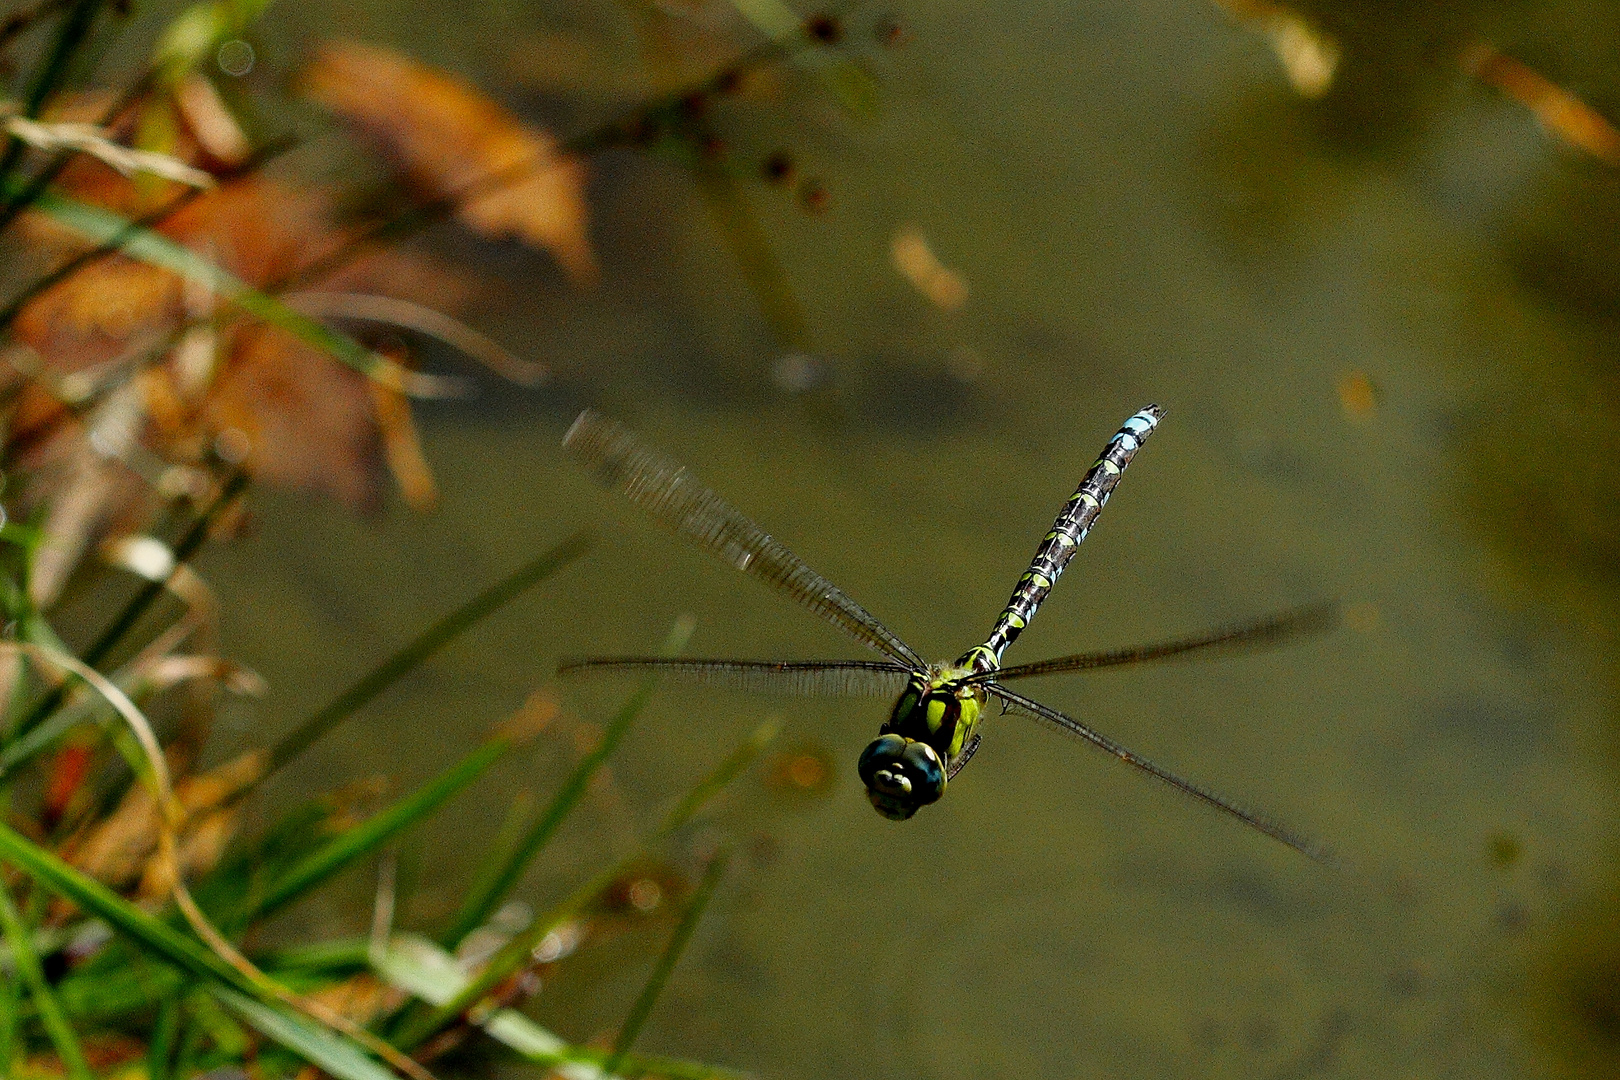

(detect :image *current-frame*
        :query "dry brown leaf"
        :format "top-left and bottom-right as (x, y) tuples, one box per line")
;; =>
(69, 749), (264, 891)
(13, 258), (182, 370)
(13, 162), (476, 516)
(204, 323), (386, 510)
(302, 42), (596, 283)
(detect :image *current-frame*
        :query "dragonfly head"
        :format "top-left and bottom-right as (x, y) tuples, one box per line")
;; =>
(857, 733), (945, 820)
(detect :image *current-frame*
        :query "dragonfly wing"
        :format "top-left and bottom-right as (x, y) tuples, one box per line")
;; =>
(987, 684), (1332, 863)
(980, 601), (1339, 683)
(564, 410), (927, 670)
(558, 657), (914, 697)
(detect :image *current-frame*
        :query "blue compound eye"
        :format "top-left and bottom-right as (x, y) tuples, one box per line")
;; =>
(857, 734), (946, 820)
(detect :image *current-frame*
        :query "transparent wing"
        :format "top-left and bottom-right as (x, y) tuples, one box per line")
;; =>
(986, 684), (1332, 863)
(976, 601), (1339, 684)
(557, 657), (913, 697)
(564, 410), (927, 670)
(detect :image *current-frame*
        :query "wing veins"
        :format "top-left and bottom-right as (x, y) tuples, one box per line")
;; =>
(557, 657), (914, 697)
(975, 601), (1339, 684)
(564, 411), (926, 669)
(986, 684), (1332, 863)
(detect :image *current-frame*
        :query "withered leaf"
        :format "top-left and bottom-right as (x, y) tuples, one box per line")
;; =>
(302, 42), (596, 283)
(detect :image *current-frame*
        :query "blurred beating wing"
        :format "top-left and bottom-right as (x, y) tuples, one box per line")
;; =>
(986, 683), (1332, 863)
(975, 601), (1339, 684)
(564, 410), (927, 671)
(557, 657), (912, 697)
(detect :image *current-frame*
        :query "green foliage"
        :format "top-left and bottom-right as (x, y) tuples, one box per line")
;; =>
(0, 0), (849, 1074)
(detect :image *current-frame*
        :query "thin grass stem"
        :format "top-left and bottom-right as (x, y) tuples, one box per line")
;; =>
(438, 617), (692, 948)
(253, 734), (516, 921)
(0, 0), (105, 193)
(400, 714), (772, 1051)
(4, 471), (249, 744)
(265, 530), (592, 775)
(603, 847), (731, 1077)
(0, 876), (94, 1080)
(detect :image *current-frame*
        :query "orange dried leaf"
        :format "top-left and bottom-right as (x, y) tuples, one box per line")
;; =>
(303, 42), (596, 282)
(1336, 370), (1378, 420)
(369, 378), (439, 511)
(11, 93), (486, 519)
(1464, 42), (1620, 166)
(205, 324), (387, 510)
(891, 229), (968, 310)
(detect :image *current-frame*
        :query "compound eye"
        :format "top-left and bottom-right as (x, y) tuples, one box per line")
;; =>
(858, 734), (946, 820)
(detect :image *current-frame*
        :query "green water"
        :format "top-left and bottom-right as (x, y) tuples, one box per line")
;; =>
(182, 0), (1620, 1076)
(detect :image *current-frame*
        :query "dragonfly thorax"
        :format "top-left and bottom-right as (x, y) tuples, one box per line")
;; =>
(858, 669), (986, 820)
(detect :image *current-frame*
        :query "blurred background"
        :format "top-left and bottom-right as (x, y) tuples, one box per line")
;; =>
(7, 1), (1620, 1078)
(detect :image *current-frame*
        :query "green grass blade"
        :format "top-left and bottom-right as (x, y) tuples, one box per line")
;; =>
(373, 933), (738, 1080)
(0, 939), (15, 1078)
(0, 822), (251, 988)
(439, 617), (693, 948)
(13, 185), (452, 394)
(0, 825), (420, 1080)
(266, 530), (592, 775)
(659, 718), (778, 837)
(453, 790), (535, 930)
(147, 990), (183, 1080)
(603, 847), (730, 1077)
(252, 733), (515, 920)
(0, 879), (93, 1080)
(437, 688), (646, 947)
(401, 712), (769, 1051)
(257, 937), (372, 976)
(209, 986), (397, 1080)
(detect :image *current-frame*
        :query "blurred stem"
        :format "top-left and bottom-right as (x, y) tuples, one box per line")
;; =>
(603, 846), (731, 1077)
(437, 616), (693, 948)
(0, 0), (108, 213)
(0, 136), (296, 335)
(0, 876), (93, 1080)
(264, 529), (592, 776)
(0, 1), (72, 56)
(400, 715), (773, 1052)
(692, 147), (811, 352)
(147, 992), (184, 1080)
(251, 732), (516, 921)
(5, 471), (249, 745)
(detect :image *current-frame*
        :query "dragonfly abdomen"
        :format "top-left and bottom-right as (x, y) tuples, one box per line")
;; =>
(980, 406), (1163, 662)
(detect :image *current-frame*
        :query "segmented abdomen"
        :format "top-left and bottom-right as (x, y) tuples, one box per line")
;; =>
(974, 405), (1163, 667)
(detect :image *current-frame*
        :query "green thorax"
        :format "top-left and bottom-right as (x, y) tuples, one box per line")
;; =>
(884, 660), (989, 765)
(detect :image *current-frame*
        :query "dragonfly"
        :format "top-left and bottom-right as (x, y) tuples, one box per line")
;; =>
(559, 406), (1335, 860)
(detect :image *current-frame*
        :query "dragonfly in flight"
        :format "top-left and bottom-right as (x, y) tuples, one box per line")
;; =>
(559, 406), (1334, 860)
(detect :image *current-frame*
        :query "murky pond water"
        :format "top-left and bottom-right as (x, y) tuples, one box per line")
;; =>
(162, 0), (1620, 1076)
